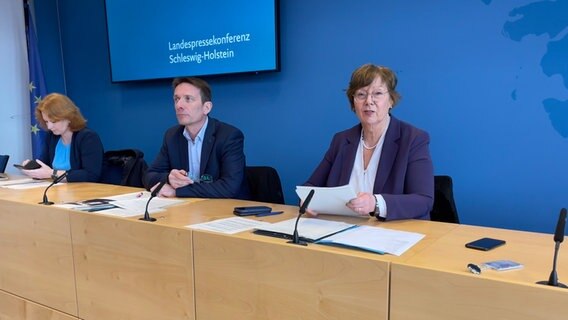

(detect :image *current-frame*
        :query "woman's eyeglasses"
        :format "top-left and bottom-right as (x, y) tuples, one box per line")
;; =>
(353, 91), (388, 102)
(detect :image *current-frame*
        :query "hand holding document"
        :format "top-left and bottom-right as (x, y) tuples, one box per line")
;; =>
(296, 185), (361, 217)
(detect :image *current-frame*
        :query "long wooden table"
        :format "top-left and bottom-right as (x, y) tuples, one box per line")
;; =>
(1, 181), (567, 319)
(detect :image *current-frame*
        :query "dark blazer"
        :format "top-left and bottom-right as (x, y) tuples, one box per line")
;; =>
(145, 117), (248, 198)
(305, 116), (434, 220)
(39, 128), (104, 182)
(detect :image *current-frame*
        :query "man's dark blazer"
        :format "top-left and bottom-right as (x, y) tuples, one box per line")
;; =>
(145, 117), (248, 198)
(305, 116), (434, 220)
(39, 128), (104, 182)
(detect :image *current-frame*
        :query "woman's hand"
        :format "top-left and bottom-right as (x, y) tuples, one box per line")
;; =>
(303, 207), (319, 217)
(21, 159), (52, 179)
(346, 192), (376, 216)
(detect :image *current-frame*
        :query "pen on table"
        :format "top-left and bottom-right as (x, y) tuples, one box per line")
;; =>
(136, 192), (144, 198)
(256, 211), (284, 217)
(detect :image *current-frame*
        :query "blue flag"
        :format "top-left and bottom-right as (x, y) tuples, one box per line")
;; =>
(25, 3), (47, 159)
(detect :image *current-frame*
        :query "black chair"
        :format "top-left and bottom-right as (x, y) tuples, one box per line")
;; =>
(245, 166), (285, 204)
(100, 149), (148, 187)
(0, 155), (8, 173)
(430, 175), (460, 223)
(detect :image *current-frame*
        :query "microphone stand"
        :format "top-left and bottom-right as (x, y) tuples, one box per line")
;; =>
(537, 208), (567, 288)
(139, 181), (166, 222)
(288, 189), (315, 246)
(39, 172), (67, 205)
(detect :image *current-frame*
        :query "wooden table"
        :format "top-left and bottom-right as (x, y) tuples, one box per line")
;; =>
(0, 182), (196, 320)
(390, 224), (568, 320)
(1, 182), (566, 319)
(179, 199), (457, 320)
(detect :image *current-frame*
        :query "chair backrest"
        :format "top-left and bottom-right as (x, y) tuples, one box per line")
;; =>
(0, 155), (8, 173)
(245, 166), (285, 204)
(430, 175), (460, 223)
(100, 149), (148, 187)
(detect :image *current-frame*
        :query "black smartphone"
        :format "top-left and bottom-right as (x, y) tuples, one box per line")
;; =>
(233, 206), (272, 216)
(13, 160), (41, 170)
(465, 237), (506, 251)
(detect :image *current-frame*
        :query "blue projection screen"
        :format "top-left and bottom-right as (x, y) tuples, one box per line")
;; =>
(104, 0), (279, 82)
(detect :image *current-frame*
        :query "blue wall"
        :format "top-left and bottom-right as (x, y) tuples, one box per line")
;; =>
(34, 0), (568, 234)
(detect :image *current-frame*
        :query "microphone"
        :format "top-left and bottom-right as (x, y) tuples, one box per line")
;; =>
(139, 180), (166, 222)
(554, 208), (566, 243)
(288, 189), (315, 246)
(39, 172), (67, 205)
(537, 208), (567, 288)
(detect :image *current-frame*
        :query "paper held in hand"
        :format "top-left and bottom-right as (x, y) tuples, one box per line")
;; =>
(296, 185), (361, 217)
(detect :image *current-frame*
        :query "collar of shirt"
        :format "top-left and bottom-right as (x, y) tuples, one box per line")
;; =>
(349, 116), (391, 193)
(183, 117), (208, 182)
(183, 116), (209, 144)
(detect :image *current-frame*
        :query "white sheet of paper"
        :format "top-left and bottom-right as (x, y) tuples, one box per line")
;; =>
(255, 217), (356, 241)
(317, 225), (425, 256)
(296, 185), (359, 217)
(55, 191), (187, 218)
(187, 217), (270, 234)
(112, 197), (185, 213)
(95, 207), (166, 218)
(0, 177), (42, 187)
(2, 181), (63, 190)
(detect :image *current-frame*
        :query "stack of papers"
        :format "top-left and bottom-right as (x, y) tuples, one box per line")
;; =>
(316, 225), (425, 256)
(296, 185), (360, 217)
(187, 216), (424, 256)
(55, 191), (186, 218)
(254, 218), (356, 242)
(188, 217), (270, 234)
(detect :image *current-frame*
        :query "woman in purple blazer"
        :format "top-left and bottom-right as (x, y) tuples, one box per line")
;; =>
(305, 64), (434, 221)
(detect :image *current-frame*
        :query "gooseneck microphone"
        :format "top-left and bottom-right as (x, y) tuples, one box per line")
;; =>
(39, 172), (68, 205)
(288, 189), (315, 246)
(139, 181), (166, 222)
(537, 208), (567, 288)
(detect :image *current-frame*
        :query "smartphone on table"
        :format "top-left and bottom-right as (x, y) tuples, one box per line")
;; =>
(233, 206), (272, 216)
(465, 237), (506, 251)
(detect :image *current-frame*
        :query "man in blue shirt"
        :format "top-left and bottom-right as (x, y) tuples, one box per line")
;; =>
(145, 77), (248, 199)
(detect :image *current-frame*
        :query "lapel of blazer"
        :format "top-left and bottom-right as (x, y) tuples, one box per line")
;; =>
(339, 125), (361, 185)
(374, 116), (400, 193)
(200, 118), (216, 175)
(177, 126), (190, 171)
(70, 131), (78, 166)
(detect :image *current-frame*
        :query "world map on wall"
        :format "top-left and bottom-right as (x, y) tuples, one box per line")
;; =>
(483, 0), (568, 137)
